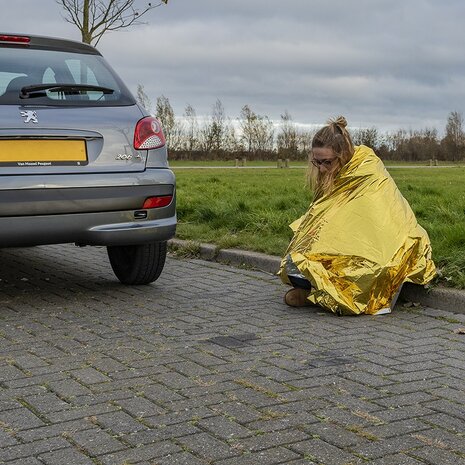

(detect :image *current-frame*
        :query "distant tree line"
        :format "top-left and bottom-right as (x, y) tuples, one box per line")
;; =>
(136, 86), (465, 162)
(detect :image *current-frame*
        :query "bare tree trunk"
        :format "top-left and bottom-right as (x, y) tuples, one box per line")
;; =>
(82, 0), (91, 43)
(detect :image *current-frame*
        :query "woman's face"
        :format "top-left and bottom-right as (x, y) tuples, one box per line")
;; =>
(311, 147), (339, 174)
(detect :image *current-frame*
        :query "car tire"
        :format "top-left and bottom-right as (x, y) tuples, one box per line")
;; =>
(107, 241), (167, 285)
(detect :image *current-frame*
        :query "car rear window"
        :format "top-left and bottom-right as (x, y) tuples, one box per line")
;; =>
(0, 47), (135, 106)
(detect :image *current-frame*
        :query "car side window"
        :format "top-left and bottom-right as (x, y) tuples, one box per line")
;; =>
(0, 73), (28, 96)
(65, 59), (98, 85)
(64, 59), (102, 101)
(42, 67), (57, 84)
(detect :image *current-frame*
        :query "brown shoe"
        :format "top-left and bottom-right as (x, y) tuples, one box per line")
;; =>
(284, 288), (312, 307)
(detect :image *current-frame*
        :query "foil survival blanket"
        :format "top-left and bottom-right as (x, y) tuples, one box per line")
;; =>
(279, 145), (436, 315)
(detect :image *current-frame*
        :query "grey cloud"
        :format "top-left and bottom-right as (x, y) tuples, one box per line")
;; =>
(2, 0), (465, 133)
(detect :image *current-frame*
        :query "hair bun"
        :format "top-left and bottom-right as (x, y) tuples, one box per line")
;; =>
(328, 116), (348, 129)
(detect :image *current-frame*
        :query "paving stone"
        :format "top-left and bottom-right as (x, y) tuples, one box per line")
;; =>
(0, 364), (28, 382)
(366, 419), (431, 439)
(410, 428), (465, 453)
(47, 379), (92, 397)
(142, 383), (186, 404)
(185, 351), (229, 367)
(4, 458), (44, 465)
(0, 427), (19, 447)
(302, 421), (371, 448)
(156, 371), (199, 390)
(123, 423), (200, 446)
(0, 437), (69, 462)
(410, 447), (465, 465)
(177, 432), (240, 461)
(0, 398), (22, 411)
(423, 399), (465, 420)
(277, 461), (318, 465)
(373, 391), (438, 408)
(429, 386), (465, 404)
(386, 370), (444, 383)
(46, 403), (119, 422)
(116, 396), (167, 417)
(12, 354), (49, 369)
(290, 438), (360, 465)
(215, 447), (301, 465)
(314, 406), (383, 428)
(228, 388), (283, 408)
(94, 410), (149, 435)
(0, 408), (45, 431)
(152, 451), (208, 465)
(419, 412), (465, 433)
(380, 378), (443, 395)
(89, 356), (128, 373)
(68, 427), (127, 455)
(210, 401), (263, 423)
(341, 370), (395, 387)
(17, 419), (92, 442)
(288, 374), (341, 389)
(374, 405), (435, 422)
(168, 360), (214, 377)
(4, 372), (68, 389)
(70, 389), (135, 406)
(38, 447), (96, 465)
(178, 380), (240, 398)
(370, 454), (426, 465)
(353, 435), (425, 459)
(165, 393), (228, 412)
(99, 441), (181, 465)
(144, 407), (214, 428)
(21, 392), (70, 414)
(70, 367), (111, 384)
(236, 429), (310, 452)
(197, 415), (253, 439)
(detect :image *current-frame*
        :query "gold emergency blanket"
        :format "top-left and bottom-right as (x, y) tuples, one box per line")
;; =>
(279, 145), (436, 315)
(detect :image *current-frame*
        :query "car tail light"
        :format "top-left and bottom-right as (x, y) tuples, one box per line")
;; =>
(142, 195), (173, 209)
(134, 117), (166, 150)
(0, 35), (30, 44)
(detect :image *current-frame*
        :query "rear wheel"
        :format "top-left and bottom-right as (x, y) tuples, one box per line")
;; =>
(107, 241), (167, 285)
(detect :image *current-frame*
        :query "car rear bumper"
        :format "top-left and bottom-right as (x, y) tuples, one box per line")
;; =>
(0, 168), (176, 247)
(0, 209), (176, 247)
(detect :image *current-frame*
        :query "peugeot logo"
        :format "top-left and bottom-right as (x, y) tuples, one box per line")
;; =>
(20, 110), (38, 124)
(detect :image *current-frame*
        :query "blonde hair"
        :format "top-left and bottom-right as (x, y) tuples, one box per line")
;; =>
(308, 116), (355, 198)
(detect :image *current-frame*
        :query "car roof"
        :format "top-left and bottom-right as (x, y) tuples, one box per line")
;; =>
(0, 33), (101, 55)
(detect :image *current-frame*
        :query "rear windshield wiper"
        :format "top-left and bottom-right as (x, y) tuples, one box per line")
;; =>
(20, 83), (115, 99)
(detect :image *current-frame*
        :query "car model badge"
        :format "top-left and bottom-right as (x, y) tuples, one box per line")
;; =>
(20, 110), (38, 124)
(115, 153), (133, 160)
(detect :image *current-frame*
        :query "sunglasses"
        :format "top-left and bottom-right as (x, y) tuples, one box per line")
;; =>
(311, 158), (336, 167)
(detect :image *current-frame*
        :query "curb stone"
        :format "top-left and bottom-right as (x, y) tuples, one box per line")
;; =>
(168, 238), (465, 316)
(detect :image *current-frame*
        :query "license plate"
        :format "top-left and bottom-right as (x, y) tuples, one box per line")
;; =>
(0, 140), (88, 166)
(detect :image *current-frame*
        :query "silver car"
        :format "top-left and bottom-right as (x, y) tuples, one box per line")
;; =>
(0, 33), (176, 284)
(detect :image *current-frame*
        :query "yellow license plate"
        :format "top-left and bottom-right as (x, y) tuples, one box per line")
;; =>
(0, 140), (87, 166)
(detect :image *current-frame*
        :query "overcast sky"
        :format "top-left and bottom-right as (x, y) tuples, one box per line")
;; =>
(2, 0), (465, 133)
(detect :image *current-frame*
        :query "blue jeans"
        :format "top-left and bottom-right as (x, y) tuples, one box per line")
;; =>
(288, 275), (312, 290)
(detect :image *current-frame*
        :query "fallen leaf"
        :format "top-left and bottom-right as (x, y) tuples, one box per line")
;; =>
(453, 328), (465, 334)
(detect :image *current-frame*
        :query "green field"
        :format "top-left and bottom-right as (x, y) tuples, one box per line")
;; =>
(173, 166), (465, 289)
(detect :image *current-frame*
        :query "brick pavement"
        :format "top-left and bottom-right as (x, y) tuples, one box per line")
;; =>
(0, 244), (464, 465)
